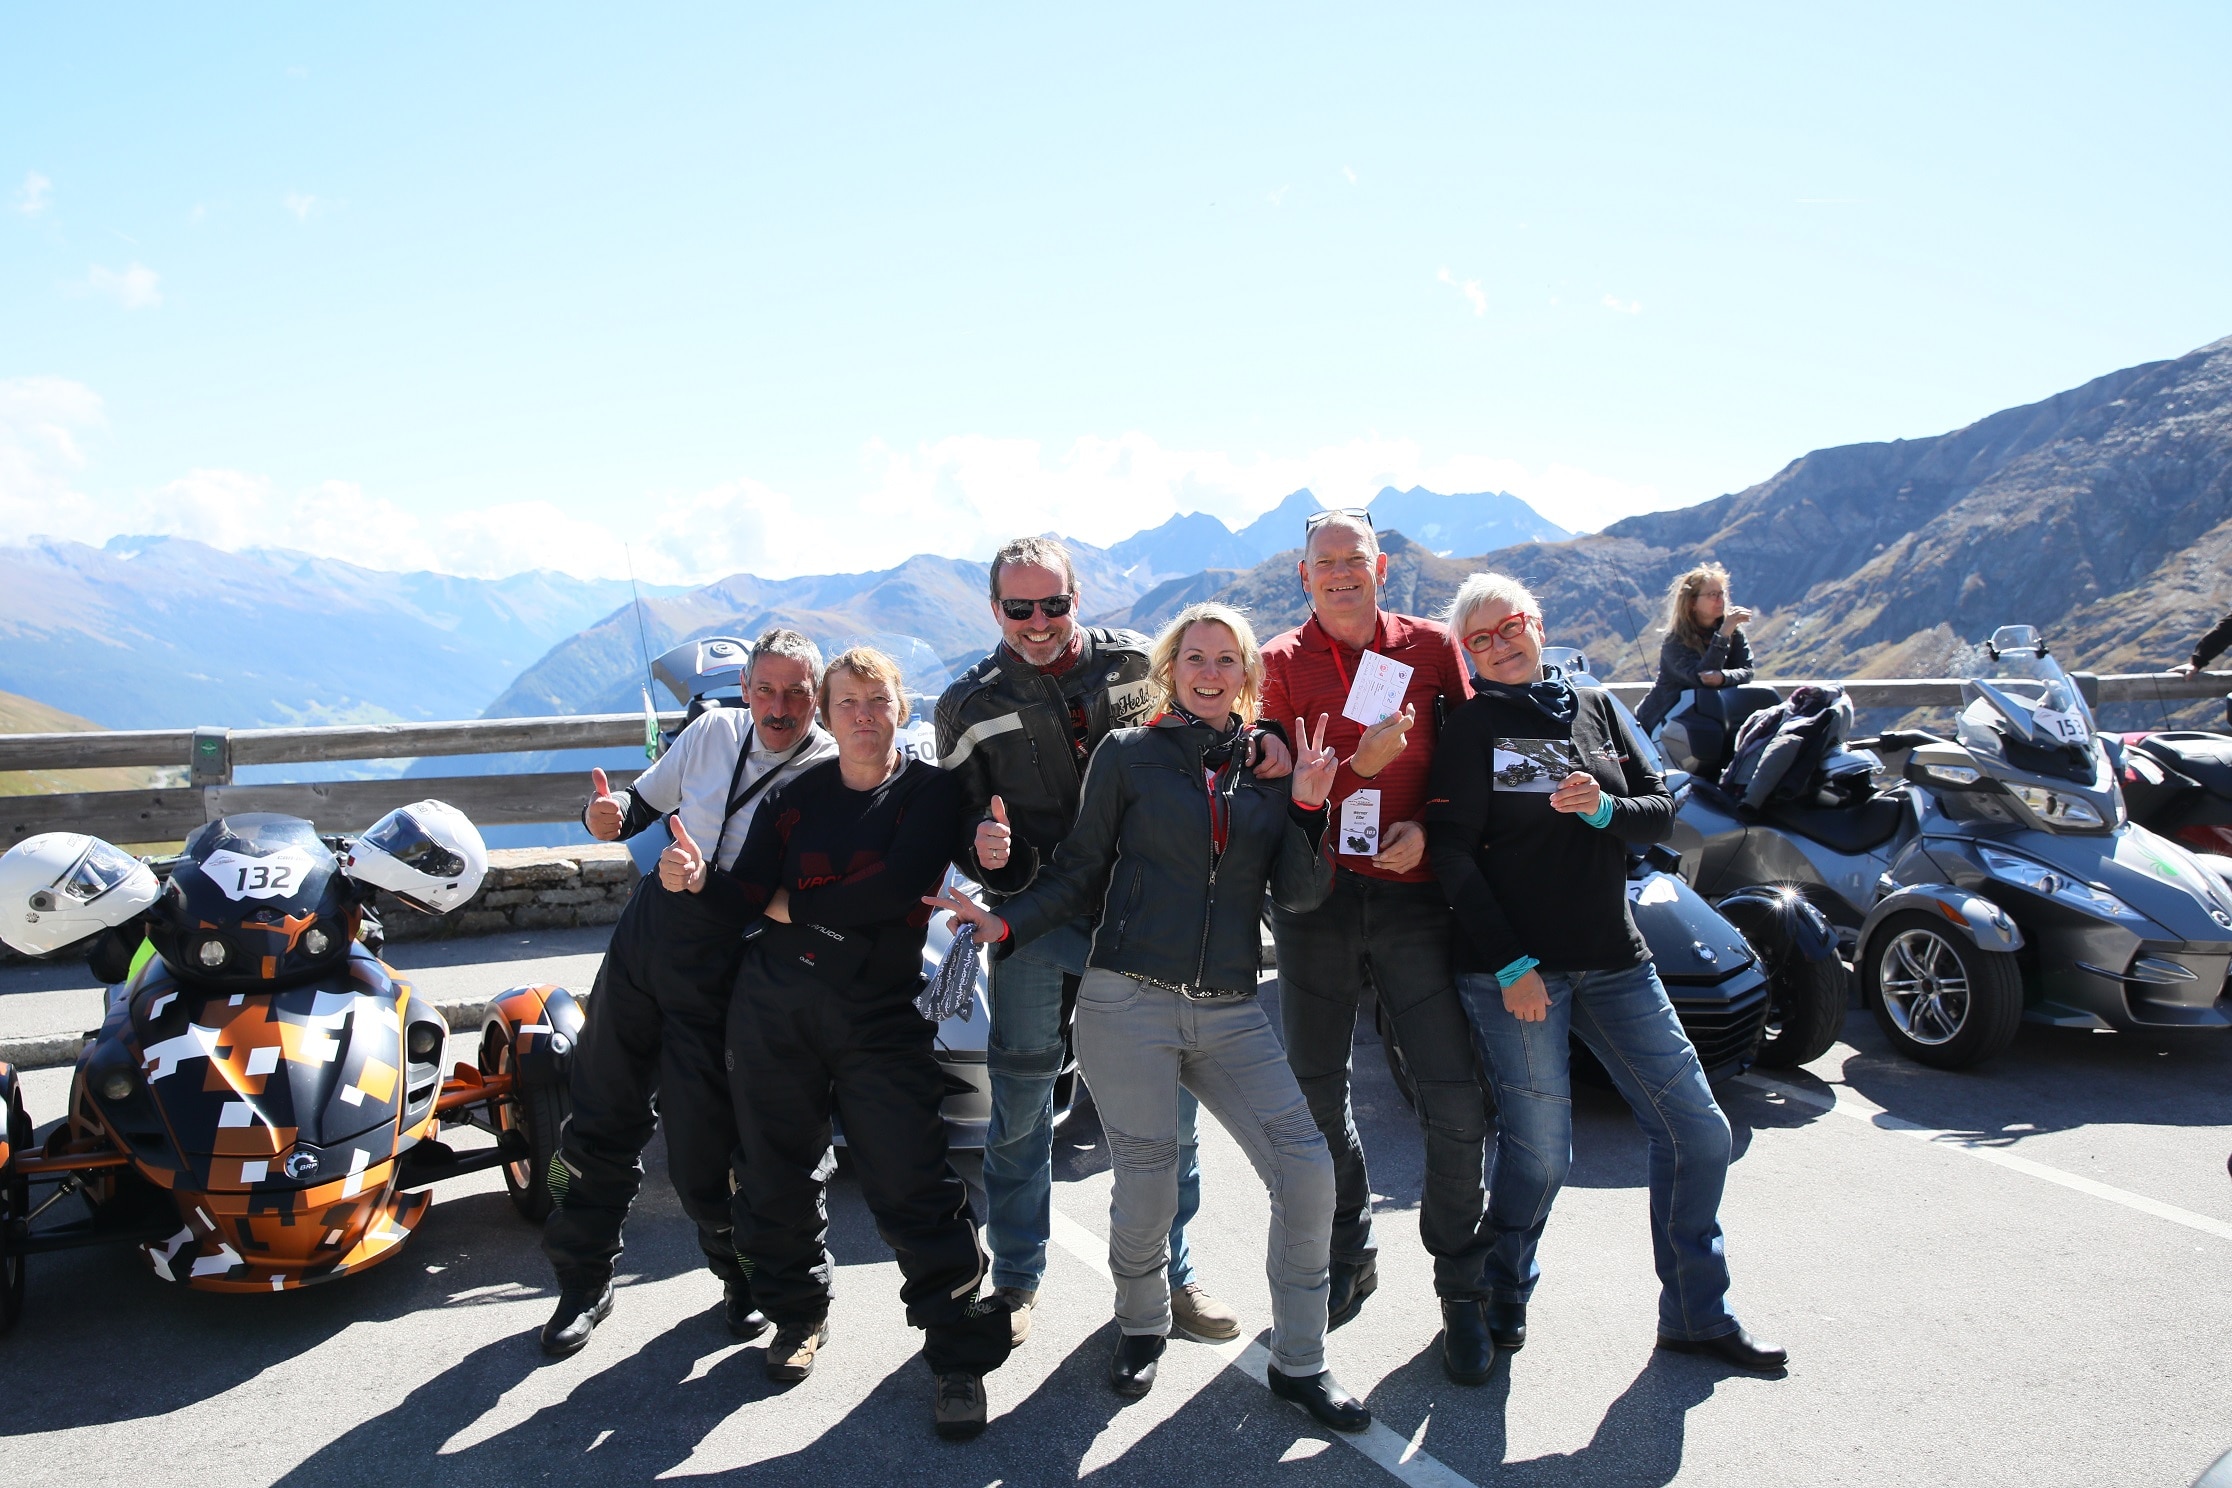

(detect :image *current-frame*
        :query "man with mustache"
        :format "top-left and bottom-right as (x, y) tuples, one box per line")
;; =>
(538, 627), (837, 1357)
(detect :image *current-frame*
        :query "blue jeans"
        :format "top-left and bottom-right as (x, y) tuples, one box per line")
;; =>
(1456, 959), (1738, 1342)
(984, 917), (1202, 1292)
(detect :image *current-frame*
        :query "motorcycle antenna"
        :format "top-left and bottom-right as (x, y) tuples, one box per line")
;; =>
(624, 544), (661, 760)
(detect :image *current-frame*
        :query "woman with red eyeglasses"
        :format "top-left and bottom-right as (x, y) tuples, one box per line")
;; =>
(1421, 572), (1787, 1376)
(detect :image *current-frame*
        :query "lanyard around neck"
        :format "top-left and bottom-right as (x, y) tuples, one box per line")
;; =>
(1320, 613), (1384, 692)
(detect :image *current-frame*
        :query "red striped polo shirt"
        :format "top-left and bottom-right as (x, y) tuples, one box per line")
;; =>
(1259, 610), (1472, 884)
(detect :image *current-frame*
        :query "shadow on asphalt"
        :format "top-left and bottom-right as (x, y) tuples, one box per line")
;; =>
(1830, 1010), (2232, 1143)
(0, 1146), (701, 1440)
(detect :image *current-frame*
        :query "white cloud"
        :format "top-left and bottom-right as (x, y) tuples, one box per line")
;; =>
(283, 193), (318, 221)
(0, 377), (113, 543)
(0, 389), (1676, 585)
(1342, 165), (1357, 184)
(1601, 293), (1641, 315)
(85, 262), (162, 309)
(1437, 266), (1486, 316)
(15, 171), (50, 215)
(1266, 185), (1290, 206)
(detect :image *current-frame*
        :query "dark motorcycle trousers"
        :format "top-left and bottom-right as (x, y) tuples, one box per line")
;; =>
(1271, 870), (1493, 1298)
(543, 875), (753, 1295)
(726, 945), (1011, 1377)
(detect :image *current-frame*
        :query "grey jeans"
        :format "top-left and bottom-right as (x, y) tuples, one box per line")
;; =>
(1072, 969), (1336, 1377)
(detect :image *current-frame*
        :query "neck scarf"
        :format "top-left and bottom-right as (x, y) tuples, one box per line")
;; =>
(1472, 673), (1579, 726)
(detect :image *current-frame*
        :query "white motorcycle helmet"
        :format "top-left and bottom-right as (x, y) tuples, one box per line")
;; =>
(0, 833), (161, 956)
(343, 800), (488, 915)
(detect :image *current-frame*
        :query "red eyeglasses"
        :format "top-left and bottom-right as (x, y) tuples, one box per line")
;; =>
(1460, 614), (1537, 652)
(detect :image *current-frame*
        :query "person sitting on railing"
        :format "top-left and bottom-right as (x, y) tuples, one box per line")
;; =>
(537, 627), (837, 1361)
(2174, 605), (2232, 676)
(1636, 563), (1755, 735)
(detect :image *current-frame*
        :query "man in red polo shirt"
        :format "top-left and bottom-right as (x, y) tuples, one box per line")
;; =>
(1259, 509), (1494, 1387)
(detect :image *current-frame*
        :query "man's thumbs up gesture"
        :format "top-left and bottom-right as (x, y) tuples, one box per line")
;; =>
(974, 795), (1013, 873)
(660, 814), (709, 894)
(586, 767), (625, 841)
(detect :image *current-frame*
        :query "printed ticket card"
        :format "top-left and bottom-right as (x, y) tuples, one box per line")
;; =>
(1340, 651), (1414, 727)
(1340, 789), (1382, 855)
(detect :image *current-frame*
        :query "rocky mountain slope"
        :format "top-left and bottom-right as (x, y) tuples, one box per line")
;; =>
(1179, 336), (2232, 716)
(0, 536), (670, 730)
(1106, 486), (1566, 584)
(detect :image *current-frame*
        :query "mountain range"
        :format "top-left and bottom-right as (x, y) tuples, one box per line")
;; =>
(3, 336), (2228, 751)
(0, 536), (676, 734)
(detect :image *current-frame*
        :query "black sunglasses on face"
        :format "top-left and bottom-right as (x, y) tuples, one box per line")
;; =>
(1304, 507), (1374, 533)
(998, 594), (1075, 621)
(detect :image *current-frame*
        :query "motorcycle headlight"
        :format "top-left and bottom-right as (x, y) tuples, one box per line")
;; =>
(2007, 782), (2104, 830)
(1978, 845), (2136, 920)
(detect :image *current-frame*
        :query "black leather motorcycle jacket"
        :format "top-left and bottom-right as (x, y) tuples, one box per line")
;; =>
(933, 627), (1160, 900)
(996, 713), (1332, 996)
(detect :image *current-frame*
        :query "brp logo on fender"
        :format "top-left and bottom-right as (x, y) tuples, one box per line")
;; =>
(284, 1151), (319, 1179)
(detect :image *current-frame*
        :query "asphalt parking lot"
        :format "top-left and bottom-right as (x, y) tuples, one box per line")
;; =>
(2, 945), (2229, 1488)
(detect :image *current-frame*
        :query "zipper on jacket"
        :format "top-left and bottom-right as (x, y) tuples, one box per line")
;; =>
(1194, 862), (1218, 990)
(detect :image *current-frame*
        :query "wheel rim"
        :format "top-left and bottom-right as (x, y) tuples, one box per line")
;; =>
(1877, 928), (1972, 1046)
(488, 1038), (530, 1191)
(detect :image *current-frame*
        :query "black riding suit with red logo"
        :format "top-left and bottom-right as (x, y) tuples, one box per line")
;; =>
(541, 718), (830, 1297)
(711, 754), (1011, 1375)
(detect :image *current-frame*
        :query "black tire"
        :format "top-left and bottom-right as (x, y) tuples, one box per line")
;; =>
(1716, 895), (1851, 1069)
(480, 1023), (568, 1222)
(2, 1079), (30, 1336)
(1860, 910), (2024, 1069)
(1752, 954), (1849, 1068)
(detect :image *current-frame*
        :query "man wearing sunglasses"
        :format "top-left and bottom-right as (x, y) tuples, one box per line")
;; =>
(935, 535), (1289, 1348)
(1258, 508), (1496, 1385)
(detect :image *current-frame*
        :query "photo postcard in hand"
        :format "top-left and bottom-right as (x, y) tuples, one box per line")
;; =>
(1491, 738), (1584, 792)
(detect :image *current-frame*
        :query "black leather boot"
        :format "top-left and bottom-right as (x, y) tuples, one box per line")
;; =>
(540, 1280), (615, 1358)
(1267, 1368), (1371, 1432)
(1657, 1325), (1788, 1372)
(725, 1281), (770, 1340)
(1109, 1332), (1166, 1398)
(1441, 1298), (1494, 1386)
(1486, 1298), (1528, 1352)
(1327, 1256), (1379, 1330)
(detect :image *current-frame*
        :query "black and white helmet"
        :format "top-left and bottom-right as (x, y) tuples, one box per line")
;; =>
(0, 832), (160, 956)
(343, 800), (488, 915)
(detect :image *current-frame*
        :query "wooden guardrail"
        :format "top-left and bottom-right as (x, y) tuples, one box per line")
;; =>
(0, 710), (683, 849)
(0, 672), (2226, 849)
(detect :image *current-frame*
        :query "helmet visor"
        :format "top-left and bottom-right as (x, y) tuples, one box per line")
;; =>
(359, 814), (467, 881)
(61, 840), (143, 903)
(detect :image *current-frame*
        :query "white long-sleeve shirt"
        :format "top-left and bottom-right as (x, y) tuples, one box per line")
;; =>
(621, 709), (836, 871)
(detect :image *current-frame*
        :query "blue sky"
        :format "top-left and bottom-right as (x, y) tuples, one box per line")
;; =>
(4, 3), (2228, 582)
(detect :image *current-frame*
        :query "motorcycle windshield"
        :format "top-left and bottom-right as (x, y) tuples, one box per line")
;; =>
(1963, 639), (2096, 748)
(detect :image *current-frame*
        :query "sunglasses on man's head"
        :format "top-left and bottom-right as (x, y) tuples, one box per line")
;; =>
(998, 594), (1075, 622)
(1304, 507), (1374, 533)
(1461, 613), (1538, 651)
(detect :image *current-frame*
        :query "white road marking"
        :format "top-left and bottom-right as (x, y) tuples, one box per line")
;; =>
(1045, 1208), (1481, 1488)
(1733, 1072), (2232, 1244)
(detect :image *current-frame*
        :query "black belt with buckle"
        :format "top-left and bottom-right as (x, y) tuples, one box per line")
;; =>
(1134, 972), (1255, 1003)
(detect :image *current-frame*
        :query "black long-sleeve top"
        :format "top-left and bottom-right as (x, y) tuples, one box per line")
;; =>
(710, 754), (967, 994)
(1636, 621), (1755, 732)
(2192, 609), (2232, 670)
(1423, 680), (1673, 977)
